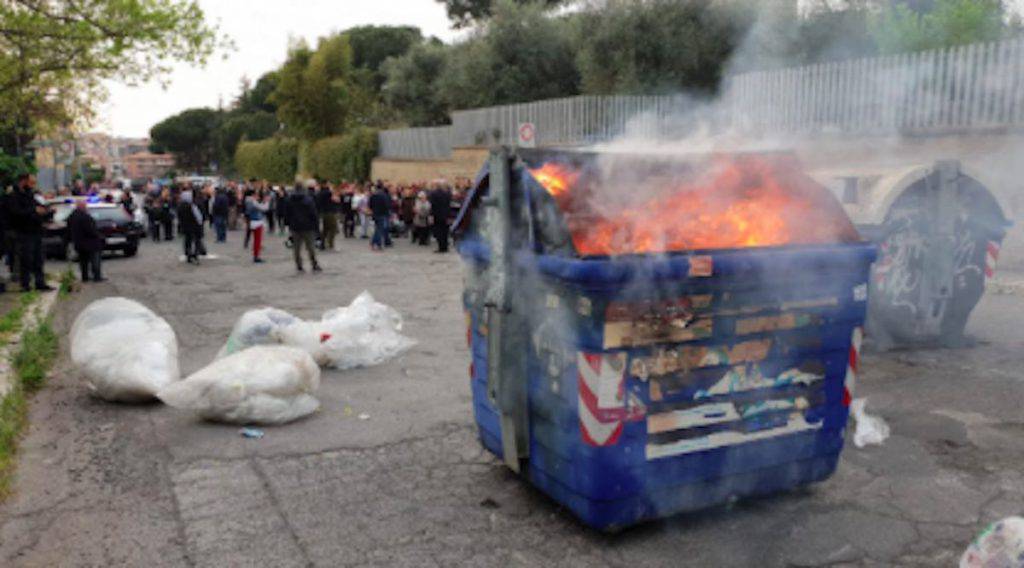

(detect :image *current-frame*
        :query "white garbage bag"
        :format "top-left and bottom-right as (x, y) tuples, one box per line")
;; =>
(277, 291), (415, 369)
(961, 517), (1024, 568)
(216, 307), (300, 359)
(850, 398), (890, 448)
(70, 297), (180, 402)
(157, 345), (320, 425)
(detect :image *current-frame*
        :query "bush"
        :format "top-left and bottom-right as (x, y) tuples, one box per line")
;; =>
(304, 128), (378, 182)
(234, 138), (299, 183)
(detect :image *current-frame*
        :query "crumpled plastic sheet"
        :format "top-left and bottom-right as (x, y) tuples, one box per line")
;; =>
(850, 398), (890, 448)
(158, 345), (320, 425)
(961, 517), (1024, 568)
(219, 291), (415, 370)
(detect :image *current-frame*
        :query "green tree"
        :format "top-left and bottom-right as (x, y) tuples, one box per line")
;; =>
(438, 0), (579, 109)
(234, 138), (298, 183)
(438, 0), (565, 28)
(344, 25), (423, 92)
(870, 0), (1013, 54)
(238, 72), (280, 115)
(381, 40), (451, 126)
(0, 0), (226, 149)
(217, 111), (279, 171)
(150, 108), (222, 172)
(575, 0), (747, 94)
(273, 35), (366, 139)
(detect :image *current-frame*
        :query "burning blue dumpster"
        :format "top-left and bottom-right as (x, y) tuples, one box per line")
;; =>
(455, 148), (876, 531)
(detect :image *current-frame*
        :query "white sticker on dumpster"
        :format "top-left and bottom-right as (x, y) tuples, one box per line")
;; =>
(853, 283), (868, 302)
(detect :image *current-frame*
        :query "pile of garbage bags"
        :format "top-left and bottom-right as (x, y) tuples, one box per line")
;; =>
(217, 292), (415, 369)
(70, 292), (414, 425)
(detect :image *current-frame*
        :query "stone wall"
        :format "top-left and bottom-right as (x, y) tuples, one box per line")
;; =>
(370, 147), (488, 184)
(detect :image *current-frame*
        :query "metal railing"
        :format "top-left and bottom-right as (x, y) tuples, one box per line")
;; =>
(377, 37), (1024, 159)
(378, 125), (452, 159)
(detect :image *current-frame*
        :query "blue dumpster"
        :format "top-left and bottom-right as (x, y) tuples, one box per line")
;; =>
(456, 149), (876, 531)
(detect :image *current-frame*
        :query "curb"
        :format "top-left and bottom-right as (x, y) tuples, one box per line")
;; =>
(0, 291), (60, 399)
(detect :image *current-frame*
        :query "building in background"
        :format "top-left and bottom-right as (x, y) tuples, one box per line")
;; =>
(123, 152), (175, 180)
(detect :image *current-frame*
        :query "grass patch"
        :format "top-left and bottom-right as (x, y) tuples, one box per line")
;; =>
(0, 291), (39, 337)
(58, 267), (76, 298)
(13, 320), (58, 392)
(0, 385), (27, 498)
(0, 303), (55, 498)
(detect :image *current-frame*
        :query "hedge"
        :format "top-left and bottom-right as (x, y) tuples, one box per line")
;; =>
(234, 138), (298, 183)
(304, 127), (378, 183)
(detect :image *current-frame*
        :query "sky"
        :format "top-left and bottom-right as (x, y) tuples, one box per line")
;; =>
(98, 0), (461, 138)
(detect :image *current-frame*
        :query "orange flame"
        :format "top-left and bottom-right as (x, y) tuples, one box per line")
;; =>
(529, 154), (859, 256)
(529, 162), (579, 199)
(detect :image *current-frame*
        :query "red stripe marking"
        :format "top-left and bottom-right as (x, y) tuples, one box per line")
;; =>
(987, 241), (1000, 258)
(842, 387), (852, 407)
(848, 345), (859, 374)
(985, 266), (995, 279)
(582, 352), (603, 375)
(580, 418), (623, 447)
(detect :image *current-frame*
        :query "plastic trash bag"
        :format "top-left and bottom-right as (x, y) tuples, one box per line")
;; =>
(70, 297), (180, 402)
(157, 345), (320, 425)
(961, 517), (1024, 568)
(850, 398), (890, 448)
(217, 307), (300, 359)
(277, 291), (415, 369)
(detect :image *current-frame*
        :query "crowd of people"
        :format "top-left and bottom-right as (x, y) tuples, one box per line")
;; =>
(136, 177), (472, 271)
(0, 173), (473, 290)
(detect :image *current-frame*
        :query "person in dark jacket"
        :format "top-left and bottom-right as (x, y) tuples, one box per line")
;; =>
(160, 188), (175, 240)
(274, 188), (288, 235)
(9, 174), (54, 291)
(67, 200), (105, 282)
(317, 184), (340, 250)
(177, 189), (205, 264)
(428, 185), (452, 253)
(340, 186), (355, 238)
(284, 184), (321, 272)
(368, 184), (393, 250)
(211, 188), (229, 242)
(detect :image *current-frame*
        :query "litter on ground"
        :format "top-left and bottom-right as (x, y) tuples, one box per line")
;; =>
(850, 398), (891, 448)
(70, 297), (180, 403)
(157, 345), (320, 425)
(961, 516), (1024, 568)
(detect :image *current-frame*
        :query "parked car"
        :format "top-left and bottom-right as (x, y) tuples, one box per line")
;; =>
(44, 200), (144, 259)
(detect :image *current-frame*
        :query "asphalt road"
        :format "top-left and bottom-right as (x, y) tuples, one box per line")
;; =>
(1, 232), (1023, 567)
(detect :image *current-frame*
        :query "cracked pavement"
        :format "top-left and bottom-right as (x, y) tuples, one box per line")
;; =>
(1, 234), (1023, 567)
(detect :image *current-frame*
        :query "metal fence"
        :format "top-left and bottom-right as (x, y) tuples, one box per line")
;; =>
(378, 125), (452, 159)
(377, 37), (1024, 159)
(726, 37), (1024, 135)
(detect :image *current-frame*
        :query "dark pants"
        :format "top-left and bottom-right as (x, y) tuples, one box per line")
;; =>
(77, 249), (102, 281)
(291, 231), (318, 269)
(18, 233), (45, 290)
(5, 230), (20, 280)
(148, 220), (161, 242)
(213, 215), (227, 242)
(322, 213), (339, 249)
(162, 216), (174, 240)
(243, 219), (251, 249)
(371, 215), (391, 248)
(413, 225), (430, 246)
(433, 221), (449, 252)
(343, 213), (355, 237)
(183, 231), (204, 260)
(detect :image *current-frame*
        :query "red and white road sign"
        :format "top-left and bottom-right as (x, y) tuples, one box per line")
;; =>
(517, 122), (536, 148)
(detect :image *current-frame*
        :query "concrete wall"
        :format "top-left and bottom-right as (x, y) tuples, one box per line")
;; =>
(370, 147), (488, 184)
